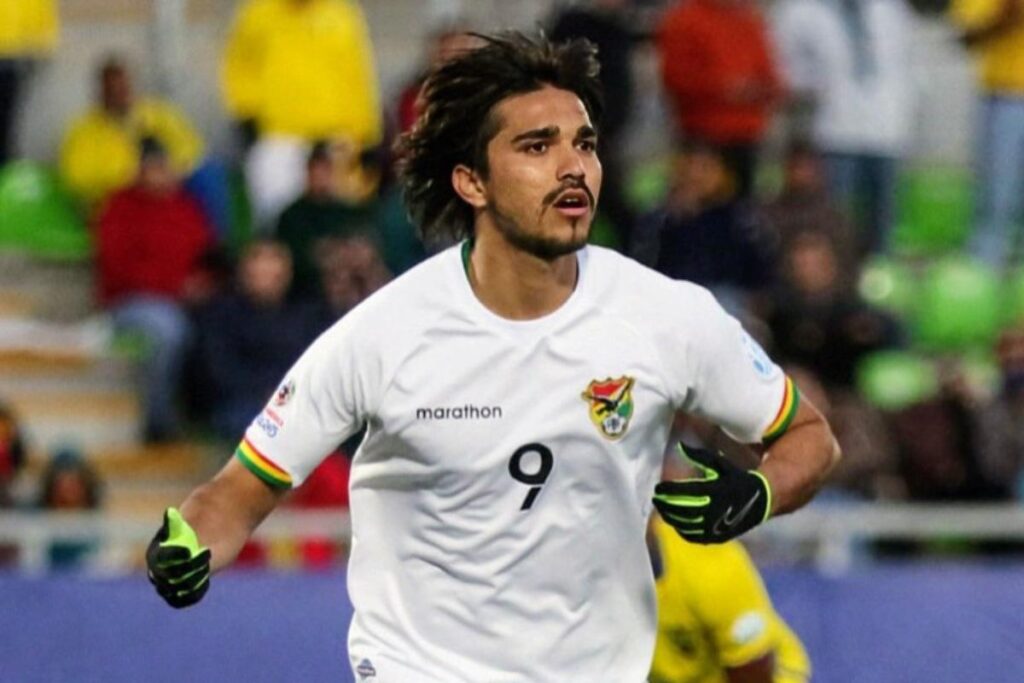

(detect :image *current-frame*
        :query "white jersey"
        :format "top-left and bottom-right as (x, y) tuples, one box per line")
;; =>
(237, 244), (794, 683)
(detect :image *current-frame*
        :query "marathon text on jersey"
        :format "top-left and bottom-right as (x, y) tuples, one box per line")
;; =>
(415, 405), (504, 420)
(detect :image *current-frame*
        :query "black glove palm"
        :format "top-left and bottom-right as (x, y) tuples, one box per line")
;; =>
(146, 508), (212, 609)
(652, 444), (772, 544)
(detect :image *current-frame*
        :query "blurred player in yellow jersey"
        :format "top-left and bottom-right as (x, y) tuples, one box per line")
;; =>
(649, 517), (810, 683)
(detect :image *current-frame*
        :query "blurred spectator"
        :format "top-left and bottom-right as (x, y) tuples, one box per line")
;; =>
(656, 0), (784, 198)
(193, 239), (321, 439)
(395, 24), (481, 136)
(550, 0), (640, 248)
(773, 0), (914, 255)
(96, 138), (215, 443)
(221, 0), (383, 228)
(60, 56), (203, 212)
(0, 402), (25, 509)
(276, 142), (376, 301)
(950, 0), (1024, 267)
(316, 234), (392, 325)
(889, 368), (1011, 502)
(36, 447), (102, 571)
(0, 0), (58, 162)
(0, 401), (26, 567)
(765, 230), (901, 389)
(759, 140), (860, 284)
(788, 365), (904, 500)
(973, 326), (1024, 498)
(639, 143), (773, 315)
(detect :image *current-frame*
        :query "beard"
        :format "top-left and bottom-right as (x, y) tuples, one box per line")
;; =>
(487, 203), (591, 261)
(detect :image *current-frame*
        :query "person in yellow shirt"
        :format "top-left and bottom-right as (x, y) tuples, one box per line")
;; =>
(59, 57), (204, 211)
(0, 0), (58, 162)
(649, 517), (811, 683)
(221, 0), (383, 228)
(950, 0), (1024, 267)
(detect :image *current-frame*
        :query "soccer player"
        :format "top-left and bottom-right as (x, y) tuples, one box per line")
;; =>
(649, 483), (810, 683)
(147, 33), (839, 682)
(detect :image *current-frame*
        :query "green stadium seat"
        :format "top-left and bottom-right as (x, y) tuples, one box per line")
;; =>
(911, 255), (1001, 352)
(0, 161), (90, 261)
(857, 255), (918, 320)
(856, 350), (939, 411)
(625, 157), (670, 213)
(891, 166), (972, 255)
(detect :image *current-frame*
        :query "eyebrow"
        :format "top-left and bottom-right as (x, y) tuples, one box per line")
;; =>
(510, 125), (598, 144)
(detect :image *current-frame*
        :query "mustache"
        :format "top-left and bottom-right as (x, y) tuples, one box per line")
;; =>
(542, 179), (595, 208)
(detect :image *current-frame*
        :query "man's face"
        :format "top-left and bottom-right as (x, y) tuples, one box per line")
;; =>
(240, 245), (292, 305)
(475, 86), (602, 260)
(101, 66), (132, 116)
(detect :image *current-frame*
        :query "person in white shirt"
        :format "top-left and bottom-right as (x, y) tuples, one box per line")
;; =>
(145, 32), (840, 683)
(773, 0), (915, 255)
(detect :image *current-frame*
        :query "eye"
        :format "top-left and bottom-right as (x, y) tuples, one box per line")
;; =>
(577, 139), (597, 153)
(525, 141), (548, 154)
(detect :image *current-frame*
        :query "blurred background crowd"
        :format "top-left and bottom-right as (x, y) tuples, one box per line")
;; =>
(1, 0), (1023, 575)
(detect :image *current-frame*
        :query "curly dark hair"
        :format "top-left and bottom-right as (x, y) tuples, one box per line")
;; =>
(398, 31), (604, 244)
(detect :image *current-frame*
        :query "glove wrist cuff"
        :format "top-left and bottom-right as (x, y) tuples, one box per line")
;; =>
(750, 470), (773, 523)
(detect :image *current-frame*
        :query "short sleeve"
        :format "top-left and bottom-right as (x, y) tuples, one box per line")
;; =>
(670, 285), (797, 444)
(235, 315), (379, 489)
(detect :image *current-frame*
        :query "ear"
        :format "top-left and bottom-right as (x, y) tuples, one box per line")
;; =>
(452, 164), (488, 210)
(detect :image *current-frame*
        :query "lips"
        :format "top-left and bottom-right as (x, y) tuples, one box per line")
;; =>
(552, 189), (591, 218)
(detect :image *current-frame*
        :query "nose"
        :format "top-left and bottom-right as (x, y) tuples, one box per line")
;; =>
(556, 144), (587, 183)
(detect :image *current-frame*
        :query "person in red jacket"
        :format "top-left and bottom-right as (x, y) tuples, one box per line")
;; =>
(96, 137), (214, 442)
(656, 0), (784, 198)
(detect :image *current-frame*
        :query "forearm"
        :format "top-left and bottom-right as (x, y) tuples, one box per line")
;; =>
(757, 402), (840, 517)
(179, 457), (284, 572)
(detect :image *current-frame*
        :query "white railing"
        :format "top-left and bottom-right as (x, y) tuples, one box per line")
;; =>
(2, 504), (1023, 574)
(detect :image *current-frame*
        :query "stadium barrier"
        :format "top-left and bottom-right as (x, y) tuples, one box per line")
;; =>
(1, 503), (1023, 573)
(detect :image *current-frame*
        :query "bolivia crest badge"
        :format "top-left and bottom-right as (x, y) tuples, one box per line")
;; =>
(581, 376), (636, 440)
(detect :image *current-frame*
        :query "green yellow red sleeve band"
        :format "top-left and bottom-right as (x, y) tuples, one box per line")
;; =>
(235, 438), (293, 489)
(763, 375), (800, 444)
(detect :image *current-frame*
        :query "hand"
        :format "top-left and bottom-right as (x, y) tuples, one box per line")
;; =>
(652, 444), (772, 544)
(146, 508), (212, 608)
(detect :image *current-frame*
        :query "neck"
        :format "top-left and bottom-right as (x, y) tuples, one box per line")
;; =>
(466, 227), (579, 321)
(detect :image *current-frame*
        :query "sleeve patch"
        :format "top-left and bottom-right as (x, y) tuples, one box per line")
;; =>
(763, 376), (800, 443)
(235, 438), (293, 489)
(730, 610), (768, 646)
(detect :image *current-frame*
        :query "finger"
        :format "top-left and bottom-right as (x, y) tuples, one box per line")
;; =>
(157, 509), (172, 543)
(151, 544), (195, 566)
(654, 479), (713, 500)
(676, 444), (721, 480)
(657, 508), (705, 527)
(167, 575), (210, 609)
(157, 549), (211, 577)
(163, 508), (204, 556)
(167, 565), (209, 592)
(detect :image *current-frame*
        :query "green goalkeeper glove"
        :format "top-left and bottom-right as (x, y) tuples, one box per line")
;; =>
(146, 507), (211, 608)
(652, 444), (772, 544)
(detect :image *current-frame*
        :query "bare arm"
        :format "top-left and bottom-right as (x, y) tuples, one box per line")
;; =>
(179, 457), (287, 573)
(726, 653), (774, 683)
(757, 397), (840, 517)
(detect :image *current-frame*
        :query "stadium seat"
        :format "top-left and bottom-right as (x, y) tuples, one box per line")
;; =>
(0, 161), (90, 261)
(856, 350), (939, 411)
(911, 254), (1002, 352)
(1003, 267), (1024, 326)
(857, 255), (918, 320)
(625, 157), (670, 213)
(891, 166), (972, 255)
